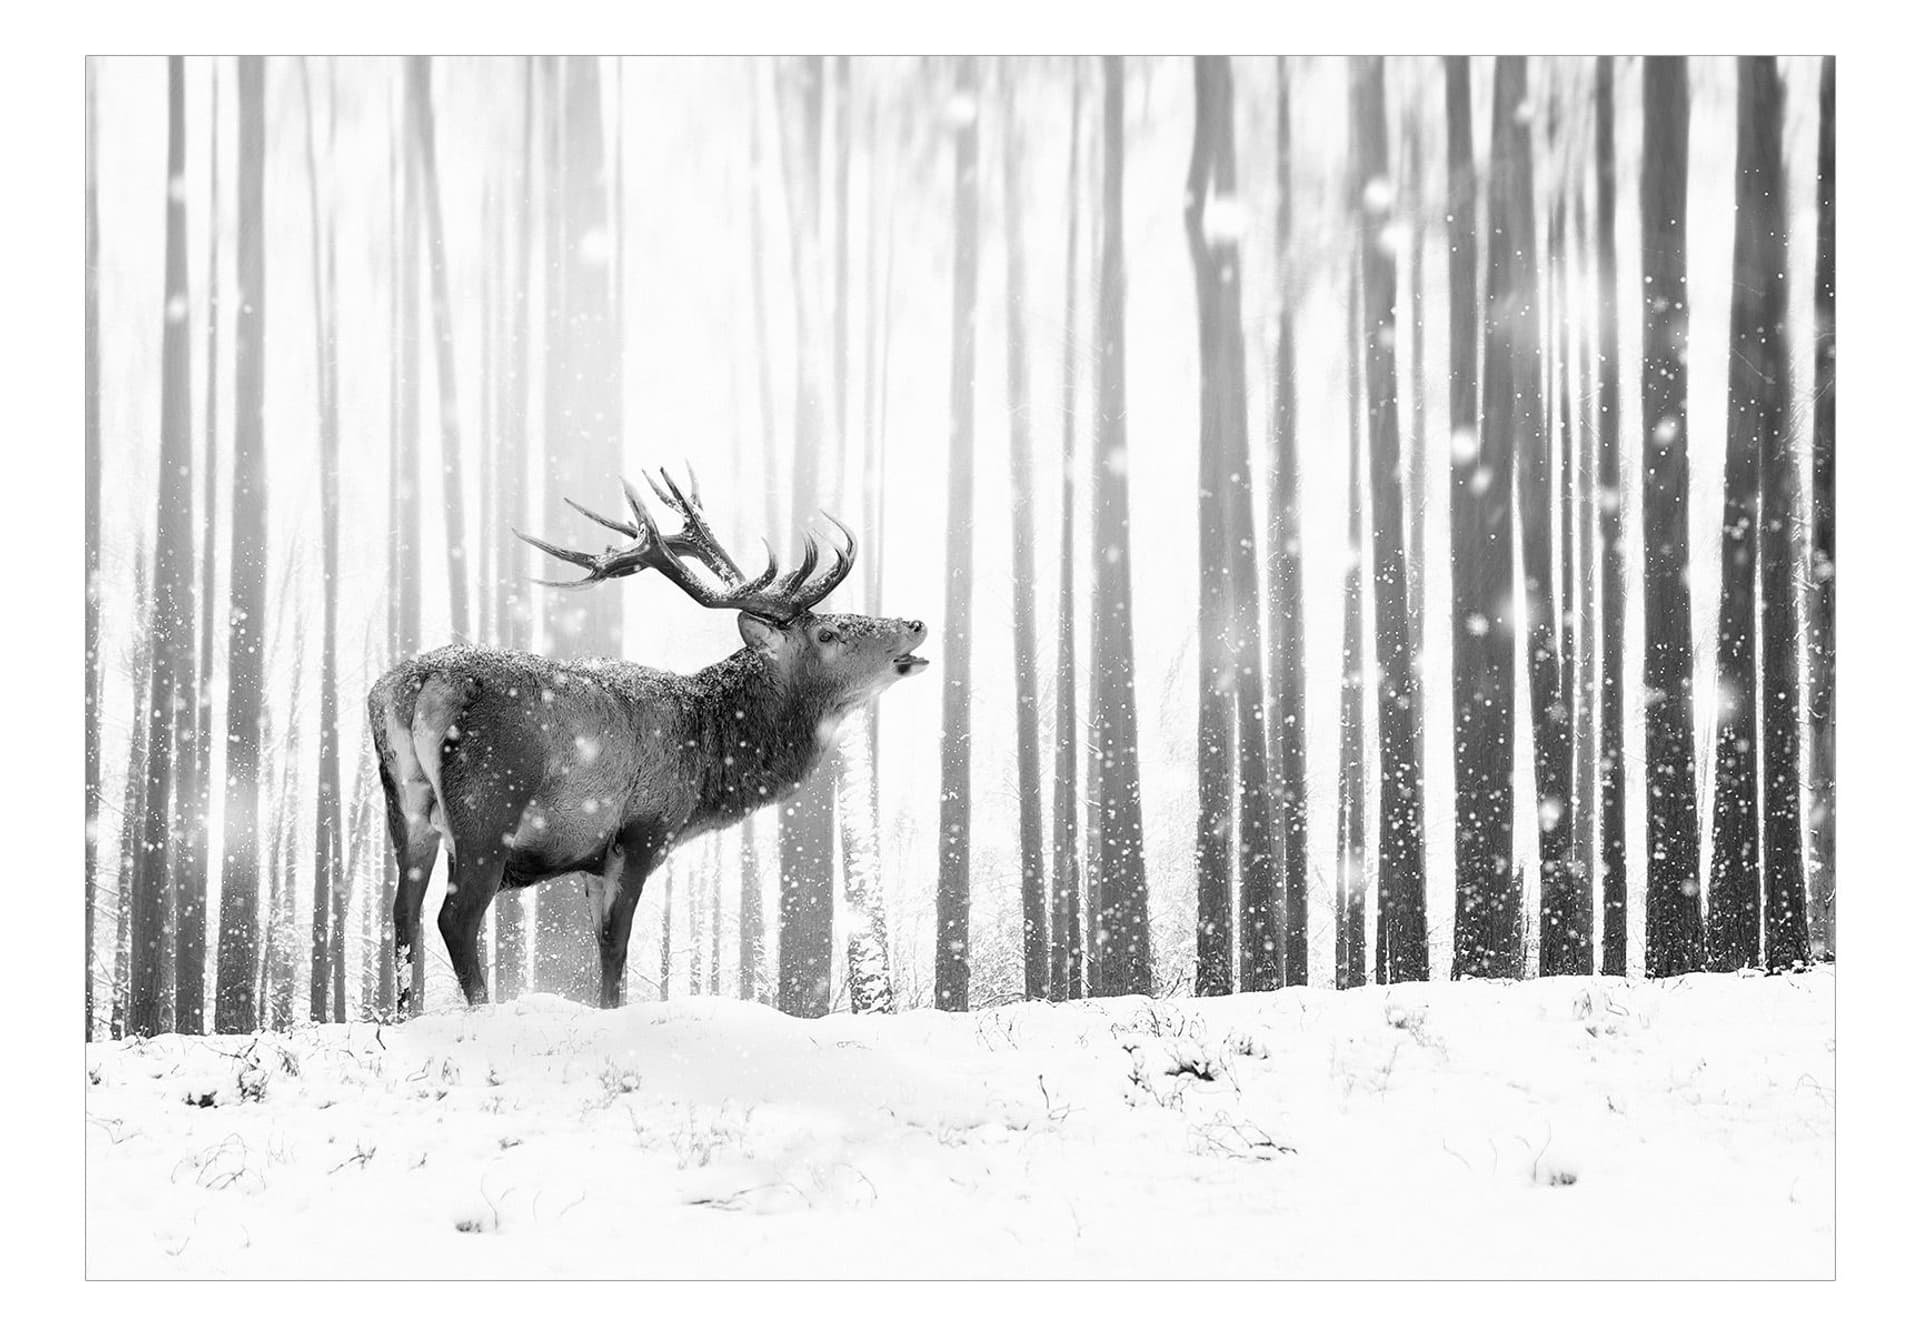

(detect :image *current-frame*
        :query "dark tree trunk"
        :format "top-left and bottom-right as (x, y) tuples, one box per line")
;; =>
(1640, 57), (1706, 977)
(85, 69), (103, 1038)
(1594, 58), (1629, 976)
(1735, 58), (1810, 969)
(1806, 56), (1836, 960)
(1448, 56), (1520, 979)
(129, 57), (194, 1038)
(1089, 56), (1153, 997)
(1187, 57), (1237, 997)
(1002, 73), (1050, 1001)
(114, 555), (155, 1038)
(213, 56), (268, 1035)
(775, 56), (837, 1019)
(1497, 58), (1576, 979)
(1269, 59), (1309, 988)
(1335, 261), (1368, 992)
(1052, 61), (1086, 1001)
(300, 60), (347, 1023)
(934, 55), (980, 1012)
(1353, 57), (1430, 984)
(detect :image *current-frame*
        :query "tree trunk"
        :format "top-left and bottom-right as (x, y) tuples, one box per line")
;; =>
(1088, 56), (1153, 998)
(1594, 58), (1629, 976)
(300, 60), (347, 1023)
(129, 57), (194, 1038)
(1270, 59), (1309, 988)
(1639, 57), (1706, 977)
(114, 555), (155, 1038)
(1336, 260), (1369, 992)
(1353, 57), (1430, 984)
(838, 723), (895, 1013)
(774, 56), (838, 1019)
(85, 68), (103, 1038)
(739, 815), (763, 1002)
(1001, 74), (1050, 1001)
(1188, 57), (1236, 997)
(406, 56), (472, 645)
(1496, 58), (1576, 980)
(1447, 56), (1521, 979)
(1806, 56), (1836, 960)
(934, 54), (980, 1012)
(1739, 58), (1811, 969)
(214, 56), (268, 1034)
(1052, 60), (1086, 1001)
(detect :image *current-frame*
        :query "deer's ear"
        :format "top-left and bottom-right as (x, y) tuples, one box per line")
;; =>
(737, 612), (783, 656)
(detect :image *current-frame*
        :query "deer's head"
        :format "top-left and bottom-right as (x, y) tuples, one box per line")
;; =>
(517, 469), (929, 715)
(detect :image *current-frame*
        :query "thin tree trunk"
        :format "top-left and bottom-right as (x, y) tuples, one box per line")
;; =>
(1052, 60), (1086, 1001)
(1336, 259), (1369, 991)
(85, 67), (104, 1038)
(129, 56), (194, 1038)
(1447, 56), (1521, 979)
(1806, 56), (1836, 960)
(774, 56), (838, 1019)
(1002, 72), (1050, 1000)
(934, 54), (980, 1012)
(213, 56), (268, 1034)
(1594, 58), (1629, 976)
(1270, 59), (1309, 988)
(739, 815), (763, 1002)
(1188, 57), (1237, 997)
(1640, 57), (1706, 976)
(406, 56), (472, 644)
(1088, 56), (1153, 997)
(1353, 57), (1430, 983)
(838, 722), (894, 1012)
(114, 555), (156, 1039)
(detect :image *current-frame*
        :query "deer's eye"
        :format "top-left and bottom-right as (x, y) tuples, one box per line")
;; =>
(817, 629), (837, 645)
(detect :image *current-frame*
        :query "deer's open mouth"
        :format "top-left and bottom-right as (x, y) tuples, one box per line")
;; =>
(893, 653), (929, 677)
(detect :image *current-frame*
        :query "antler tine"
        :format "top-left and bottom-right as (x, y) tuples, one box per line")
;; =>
(513, 528), (610, 587)
(794, 511), (858, 609)
(648, 466), (745, 582)
(772, 528), (822, 599)
(683, 460), (701, 508)
(564, 496), (641, 539)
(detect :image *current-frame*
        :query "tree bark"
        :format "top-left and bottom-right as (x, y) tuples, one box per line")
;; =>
(1336, 259), (1369, 992)
(934, 55), (980, 1012)
(85, 67), (103, 1038)
(1639, 57), (1706, 976)
(129, 56), (194, 1038)
(1806, 56), (1836, 960)
(1594, 58), (1629, 976)
(1088, 56), (1153, 997)
(213, 56), (268, 1034)
(1002, 72), (1050, 1000)
(1052, 60), (1086, 1001)
(1447, 56), (1521, 979)
(1270, 59), (1309, 988)
(1353, 57), (1430, 984)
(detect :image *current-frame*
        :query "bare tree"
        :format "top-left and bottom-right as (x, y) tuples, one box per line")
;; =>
(1447, 56), (1520, 979)
(1640, 57), (1706, 976)
(1594, 57), (1629, 976)
(1353, 56), (1430, 983)
(1806, 56), (1836, 959)
(213, 56), (268, 1034)
(934, 55), (980, 1011)
(128, 57), (194, 1038)
(1335, 259), (1368, 992)
(1052, 59), (1087, 1000)
(1270, 58), (1309, 988)
(85, 66), (103, 1038)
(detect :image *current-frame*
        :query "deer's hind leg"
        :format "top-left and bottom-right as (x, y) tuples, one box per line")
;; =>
(378, 722), (440, 1018)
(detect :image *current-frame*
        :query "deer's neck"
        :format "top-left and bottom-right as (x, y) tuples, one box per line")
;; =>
(682, 649), (836, 829)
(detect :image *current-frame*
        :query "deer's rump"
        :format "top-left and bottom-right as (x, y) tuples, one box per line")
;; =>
(369, 645), (677, 885)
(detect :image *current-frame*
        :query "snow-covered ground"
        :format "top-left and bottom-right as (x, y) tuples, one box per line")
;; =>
(86, 969), (1834, 1278)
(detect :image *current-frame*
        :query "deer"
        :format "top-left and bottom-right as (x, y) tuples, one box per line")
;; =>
(367, 469), (928, 1014)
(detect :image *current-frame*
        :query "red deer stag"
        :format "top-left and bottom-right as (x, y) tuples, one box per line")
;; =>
(368, 470), (928, 1013)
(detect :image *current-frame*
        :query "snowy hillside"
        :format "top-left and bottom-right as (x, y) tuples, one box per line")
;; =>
(86, 969), (1834, 1278)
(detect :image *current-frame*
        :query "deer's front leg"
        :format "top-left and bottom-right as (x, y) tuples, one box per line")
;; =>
(594, 821), (670, 1009)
